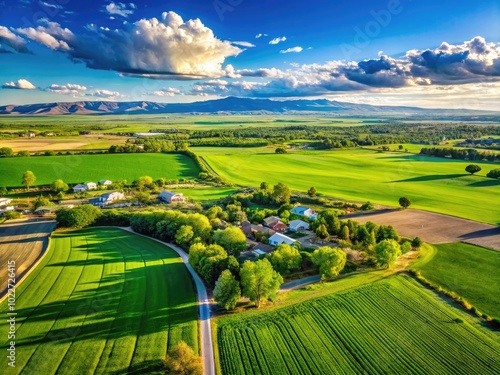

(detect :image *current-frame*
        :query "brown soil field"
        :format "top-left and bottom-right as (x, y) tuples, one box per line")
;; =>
(343, 209), (500, 250)
(0, 219), (56, 298)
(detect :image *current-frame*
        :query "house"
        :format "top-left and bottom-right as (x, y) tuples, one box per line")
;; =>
(89, 191), (125, 207)
(290, 205), (318, 220)
(241, 221), (276, 239)
(263, 216), (281, 227)
(268, 220), (288, 232)
(268, 233), (297, 247)
(253, 243), (274, 254)
(86, 182), (97, 190)
(0, 197), (12, 207)
(73, 184), (88, 193)
(34, 206), (57, 215)
(98, 179), (113, 186)
(159, 190), (186, 203)
(289, 219), (310, 232)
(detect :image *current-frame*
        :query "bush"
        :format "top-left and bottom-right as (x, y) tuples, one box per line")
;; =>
(5, 211), (22, 220)
(56, 205), (102, 228)
(486, 168), (500, 179)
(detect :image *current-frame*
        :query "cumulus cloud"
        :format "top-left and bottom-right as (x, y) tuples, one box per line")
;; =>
(11, 12), (241, 79)
(46, 83), (87, 96)
(269, 36), (286, 45)
(231, 41), (255, 48)
(105, 2), (135, 18)
(86, 89), (124, 100)
(2, 79), (36, 90)
(280, 46), (303, 54)
(0, 26), (29, 53)
(150, 87), (182, 97)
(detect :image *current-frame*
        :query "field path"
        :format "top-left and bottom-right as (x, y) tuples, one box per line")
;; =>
(120, 227), (216, 375)
(0, 218), (56, 299)
(342, 209), (500, 250)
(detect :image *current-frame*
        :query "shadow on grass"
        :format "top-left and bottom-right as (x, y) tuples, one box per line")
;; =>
(468, 179), (500, 187)
(391, 174), (467, 183)
(111, 360), (165, 375)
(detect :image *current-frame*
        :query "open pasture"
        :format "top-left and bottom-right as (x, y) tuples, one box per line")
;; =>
(0, 153), (200, 187)
(215, 274), (500, 375)
(196, 147), (500, 224)
(0, 227), (198, 374)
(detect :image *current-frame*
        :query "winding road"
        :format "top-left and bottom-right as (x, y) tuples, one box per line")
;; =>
(120, 227), (216, 375)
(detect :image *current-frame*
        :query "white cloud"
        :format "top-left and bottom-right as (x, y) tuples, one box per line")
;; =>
(2, 79), (36, 90)
(17, 21), (73, 51)
(150, 87), (182, 97)
(39, 1), (63, 9)
(46, 83), (87, 96)
(255, 33), (268, 39)
(0, 26), (28, 53)
(87, 89), (124, 100)
(269, 36), (286, 45)
(105, 2), (135, 18)
(280, 46), (303, 54)
(231, 41), (256, 48)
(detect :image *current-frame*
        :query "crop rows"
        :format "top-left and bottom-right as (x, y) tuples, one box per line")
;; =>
(217, 275), (500, 375)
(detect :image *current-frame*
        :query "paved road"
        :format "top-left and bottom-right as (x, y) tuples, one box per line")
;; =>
(120, 227), (215, 375)
(342, 209), (500, 250)
(0, 218), (56, 299)
(281, 275), (321, 291)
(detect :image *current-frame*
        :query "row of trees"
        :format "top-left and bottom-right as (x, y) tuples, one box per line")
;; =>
(420, 147), (500, 162)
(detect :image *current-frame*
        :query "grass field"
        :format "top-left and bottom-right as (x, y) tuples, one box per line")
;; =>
(0, 153), (200, 187)
(413, 242), (500, 318)
(215, 274), (500, 375)
(173, 187), (238, 201)
(0, 227), (198, 375)
(0, 135), (131, 152)
(195, 147), (500, 224)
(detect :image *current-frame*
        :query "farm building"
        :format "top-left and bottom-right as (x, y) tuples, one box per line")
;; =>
(268, 233), (297, 246)
(86, 182), (97, 190)
(89, 192), (125, 207)
(99, 179), (113, 186)
(291, 205), (318, 220)
(289, 219), (310, 232)
(159, 190), (186, 203)
(73, 184), (88, 193)
(0, 197), (12, 207)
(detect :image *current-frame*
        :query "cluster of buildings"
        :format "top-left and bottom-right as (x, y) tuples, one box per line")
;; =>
(73, 180), (112, 193)
(0, 197), (14, 215)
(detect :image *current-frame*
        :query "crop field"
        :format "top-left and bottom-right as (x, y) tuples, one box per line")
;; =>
(215, 274), (500, 375)
(0, 227), (198, 375)
(413, 242), (500, 318)
(0, 153), (200, 187)
(173, 187), (238, 201)
(195, 147), (500, 224)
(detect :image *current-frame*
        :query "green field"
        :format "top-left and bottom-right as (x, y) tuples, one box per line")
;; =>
(196, 147), (500, 224)
(0, 153), (200, 187)
(173, 187), (238, 201)
(0, 228), (198, 374)
(413, 243), (500, 318)
(215, 274), (500, 375)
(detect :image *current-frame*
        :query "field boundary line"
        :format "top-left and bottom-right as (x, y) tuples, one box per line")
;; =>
(0, 221), (56, 304)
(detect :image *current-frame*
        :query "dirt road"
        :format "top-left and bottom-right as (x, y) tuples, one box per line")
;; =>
(0, 218), (56, 298)
(342, 209), (500, 250)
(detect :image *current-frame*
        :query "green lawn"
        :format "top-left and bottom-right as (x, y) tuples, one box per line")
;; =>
(195, 147), (500, 224)
(173, 187), (238, 201)
(0, 228), (198, 375)
(0, 153), (200, 187)
(413, 242), (500, 318)
(215, 274), (500, 375)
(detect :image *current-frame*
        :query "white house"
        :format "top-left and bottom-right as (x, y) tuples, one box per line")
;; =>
(159, 190), (186, 203)
(0, 197), (12, 207)
(73, 184), (88, 193)
(268, 233), (297, 247)
(290, 205), (317, 220)
(289, 219), (310, 232)
(89, 191), (125, 207)
(86, 182), (97, 190)
(98, 179), (113, 186)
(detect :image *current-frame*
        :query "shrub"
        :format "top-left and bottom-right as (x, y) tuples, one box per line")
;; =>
(486, 168), (500, 179)
(5, 211), (22, 220)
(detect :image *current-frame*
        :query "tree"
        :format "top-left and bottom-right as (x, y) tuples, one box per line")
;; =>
(486, 168), (500, 179)
(17, 150), (30, 157)
(22, 170), (36, 190)
(315, 224), (329, 244)
(240, 258), (283, 308)
(134, 191), (150, 205)
(307, 186), (317, 197)
(5, 211), (22, 220)
(399, 197), (411, 209)
(51, 179), (68, 193)
(56, 204), (102, 228)
(375, 239), (401, 268)
(341, 225), (350, 241)
(311, 246), (347, 279)
(376, 225), (399, 242)
(412, 236), (423, 248)
(0, 147), (14, 157)
(0, 186), (7, 196)
(272, 182), (291, 205)
(212, 226), (247, 257)
(163, 341), (203, 375)
(260, 181), (269, 190)
(175, 225), (194, 248)
(33, 195), (53, 210)
(465, 164), (481, 175)
(269, 244), (301, 275)
(275, 147), (287, 154)
(137, 175), (153, 190)
(213, 270), (241, 310)
(56, 191), (65, 201)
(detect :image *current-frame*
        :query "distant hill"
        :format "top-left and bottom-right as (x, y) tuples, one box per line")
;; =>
(0, 97), (497, 118)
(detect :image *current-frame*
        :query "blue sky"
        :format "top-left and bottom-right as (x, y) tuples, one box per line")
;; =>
(0, 0), (499, 109)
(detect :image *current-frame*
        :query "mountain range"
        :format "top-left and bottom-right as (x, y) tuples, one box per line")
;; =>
(0, 97), (496, 117)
